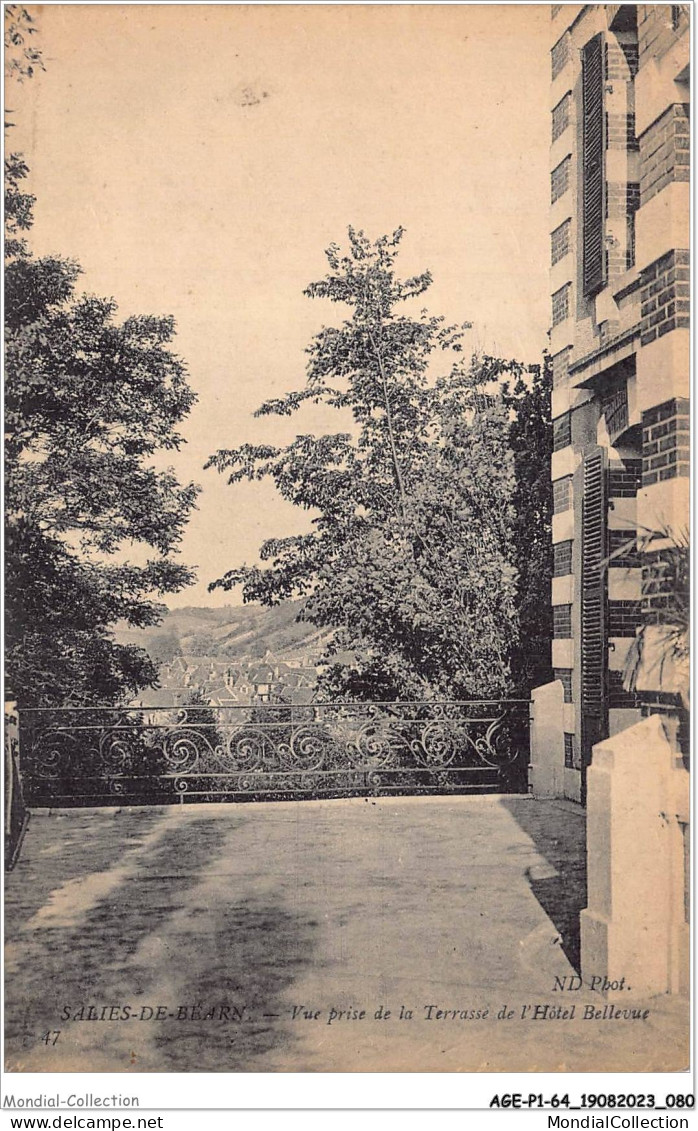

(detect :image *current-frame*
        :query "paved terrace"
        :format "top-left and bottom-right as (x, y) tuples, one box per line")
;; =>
(4, 795), (688, 1073)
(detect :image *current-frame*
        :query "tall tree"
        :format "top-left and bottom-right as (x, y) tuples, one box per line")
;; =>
(209, 228), (525, 701)
(5, 156), (200, 706)
(503, 355), (554, 694)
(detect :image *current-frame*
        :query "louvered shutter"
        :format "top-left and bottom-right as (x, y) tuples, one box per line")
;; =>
(582, 33), (606, 297)
(581, 446), (608, 778)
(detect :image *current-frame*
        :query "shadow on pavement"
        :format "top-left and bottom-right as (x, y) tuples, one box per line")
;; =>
(501, 797), (586, 973)
(5, 813), (318, 1072)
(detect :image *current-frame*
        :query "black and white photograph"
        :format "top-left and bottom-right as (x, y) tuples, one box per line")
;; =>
(3, 0), (691, 1090)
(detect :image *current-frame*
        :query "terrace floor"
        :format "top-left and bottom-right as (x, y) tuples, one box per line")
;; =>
(4, 794), (689, 1073)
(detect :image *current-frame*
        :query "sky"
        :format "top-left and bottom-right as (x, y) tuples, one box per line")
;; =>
(11, 3), (551, 607)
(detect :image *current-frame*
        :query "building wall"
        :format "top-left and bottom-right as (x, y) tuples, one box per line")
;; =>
(548, 3), (689, 796)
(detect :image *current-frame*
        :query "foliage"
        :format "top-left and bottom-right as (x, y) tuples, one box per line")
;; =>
(209, 228), (536, 701)
(618, 524), (689, 705)
(4, 5), (44, 84)
(502, 355), (554, 693)
(183, 688), (219, 713)
(5, 156), (199, 706)
(187, 632), (219, 656)
(182, 689), (223, 734)
(147, 631), (182, 664)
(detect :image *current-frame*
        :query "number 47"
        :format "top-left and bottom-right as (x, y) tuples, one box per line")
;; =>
(40, 1031), (60, 1046)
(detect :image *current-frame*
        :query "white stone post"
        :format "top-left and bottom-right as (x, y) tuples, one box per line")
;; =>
(5, 700), (19, 828)
(580, 714), (689, 998)
(5, 700), (29, 870)
(529, 680), (565, 798)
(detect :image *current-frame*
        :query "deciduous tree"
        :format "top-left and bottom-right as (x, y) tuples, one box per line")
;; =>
(209, 228), (532, 701)
(5, 157), (199, 705)
(502, 355), (554, 693)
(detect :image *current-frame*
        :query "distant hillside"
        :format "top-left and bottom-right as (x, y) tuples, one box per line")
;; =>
(114, 600), (328, 664)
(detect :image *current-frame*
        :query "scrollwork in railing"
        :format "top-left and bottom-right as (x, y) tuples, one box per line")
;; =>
(411, 719), (460, 767)
(19, 699), (530, 803)
(32, 728), (84, 778)
(287, 725), (333, 771)
(348, 717), (404, 769)
(468, 716), (519, 767)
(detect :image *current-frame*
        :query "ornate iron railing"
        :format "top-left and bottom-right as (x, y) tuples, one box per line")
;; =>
(18, 700), (531, 806)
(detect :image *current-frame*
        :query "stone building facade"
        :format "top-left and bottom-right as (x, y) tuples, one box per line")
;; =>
(548, 4), (689, 801)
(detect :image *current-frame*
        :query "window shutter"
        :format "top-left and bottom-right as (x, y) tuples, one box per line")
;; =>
(581, 447), (608, 776)
(582, 33), (606, 296)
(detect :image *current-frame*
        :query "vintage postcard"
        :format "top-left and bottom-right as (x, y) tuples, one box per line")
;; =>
(3, 2), (691, 1083)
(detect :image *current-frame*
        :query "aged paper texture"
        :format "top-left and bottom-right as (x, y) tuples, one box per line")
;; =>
(4, 3), (690, 1077)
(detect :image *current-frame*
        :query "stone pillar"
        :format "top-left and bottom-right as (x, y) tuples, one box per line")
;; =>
(5, 700), (29, 871)
(529, 680), (565, 798)
(580, 714), (688, 998)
